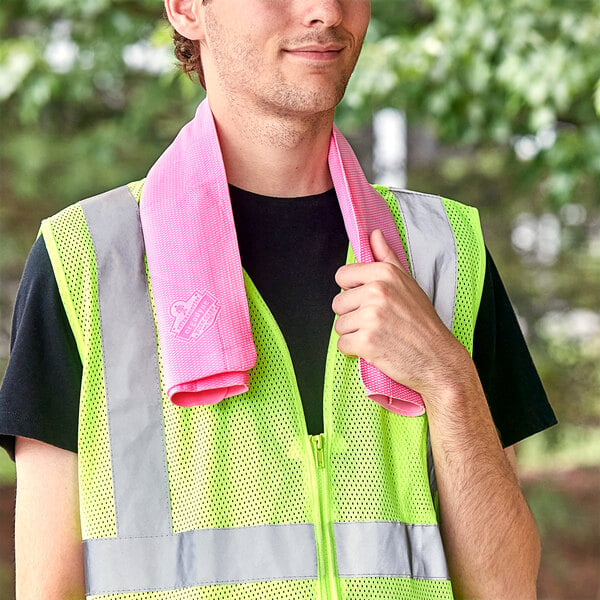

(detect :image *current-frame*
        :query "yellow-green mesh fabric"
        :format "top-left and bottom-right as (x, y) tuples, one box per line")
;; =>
(441, 198), (486, 355)
(128, 179), (144, 202)
(87, 576), (451, 600)
(327, 328), (437, 525)
(88, 580), (316, 600)
(41, 207), (117, 539)
(341, 577), (453, 599)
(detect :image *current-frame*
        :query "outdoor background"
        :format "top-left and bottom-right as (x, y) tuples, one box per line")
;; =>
(0, 1), (599, 598)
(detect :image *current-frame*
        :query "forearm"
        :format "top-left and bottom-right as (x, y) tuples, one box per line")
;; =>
(425, 361), (540, 599)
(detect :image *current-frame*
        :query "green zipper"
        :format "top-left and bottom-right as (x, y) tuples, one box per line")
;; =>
(308, 433), (341, 600)
(243, 270), (343, 599)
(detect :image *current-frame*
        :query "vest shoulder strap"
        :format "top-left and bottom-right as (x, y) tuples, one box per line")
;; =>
(376, 185), (486, 355)
(40, 184), (140, 358)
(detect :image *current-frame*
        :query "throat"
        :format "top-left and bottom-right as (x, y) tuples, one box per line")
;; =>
(212, 102), (335, 197)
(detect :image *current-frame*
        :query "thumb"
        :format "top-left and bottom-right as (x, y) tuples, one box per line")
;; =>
(370, 229), (402, 267)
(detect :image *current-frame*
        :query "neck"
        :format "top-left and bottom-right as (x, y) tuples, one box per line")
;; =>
(208, 95), (335, 198)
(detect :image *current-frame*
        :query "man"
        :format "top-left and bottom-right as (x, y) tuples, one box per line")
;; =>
(0, 1), (556, 598)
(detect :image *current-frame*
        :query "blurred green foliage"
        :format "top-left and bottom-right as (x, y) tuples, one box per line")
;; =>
(0, 451), (15, 486)
(0, 0), (204, 278)
(0, 0), (599, 447)
(350, 0), (600, 207)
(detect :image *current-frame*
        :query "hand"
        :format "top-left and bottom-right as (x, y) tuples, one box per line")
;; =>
(332, 229), (469, 400)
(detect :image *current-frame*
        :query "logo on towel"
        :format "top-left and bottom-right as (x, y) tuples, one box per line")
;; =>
(170, 291), (220, 342)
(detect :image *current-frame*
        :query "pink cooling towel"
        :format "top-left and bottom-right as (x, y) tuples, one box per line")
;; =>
(141, 99), (425, 416)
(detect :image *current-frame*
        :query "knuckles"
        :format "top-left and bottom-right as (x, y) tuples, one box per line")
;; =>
(368, 280), (391, 301)
(377, 261), (398, 280)
(361, 304), (386, 326)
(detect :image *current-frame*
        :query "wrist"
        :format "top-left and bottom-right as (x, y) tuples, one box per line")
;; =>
(421, 345), (482, 410)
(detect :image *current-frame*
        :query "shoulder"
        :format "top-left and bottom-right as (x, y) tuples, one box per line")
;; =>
(378, 186), (480, 222)
(43, 181), (143, 230)
(10, 237), (62, 337)
(375, 185), (484, 257)
(40, 181), (144, 256)
(38, 181), (146, 349)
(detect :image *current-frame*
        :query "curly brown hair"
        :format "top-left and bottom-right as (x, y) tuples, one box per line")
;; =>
(172, 29), (205, 88)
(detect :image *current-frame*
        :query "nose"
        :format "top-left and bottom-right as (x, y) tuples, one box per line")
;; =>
(301, 0), (344, 28)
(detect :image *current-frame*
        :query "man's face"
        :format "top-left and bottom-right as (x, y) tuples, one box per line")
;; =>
(199, 0), (371, 117)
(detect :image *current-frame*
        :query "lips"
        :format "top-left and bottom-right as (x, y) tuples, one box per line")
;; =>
(286, 44), (345, 53)
(283, 44), (346, 61)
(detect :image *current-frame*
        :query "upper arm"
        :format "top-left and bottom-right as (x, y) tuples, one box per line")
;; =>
(15, 436), (85, 600)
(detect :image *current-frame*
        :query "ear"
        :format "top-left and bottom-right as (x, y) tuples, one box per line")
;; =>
(164, 0), (206, 41)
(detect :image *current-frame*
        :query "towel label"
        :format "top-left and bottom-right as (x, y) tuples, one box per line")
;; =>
(170, 291), (220, 342)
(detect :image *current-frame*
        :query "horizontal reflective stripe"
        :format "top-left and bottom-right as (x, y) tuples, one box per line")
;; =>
(335, 521), (449, 581)
(84, 523), (318, 595)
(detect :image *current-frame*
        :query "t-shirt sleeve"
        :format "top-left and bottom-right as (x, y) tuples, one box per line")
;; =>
(0, 236), (82, 460)
(473, 248), (557, 447)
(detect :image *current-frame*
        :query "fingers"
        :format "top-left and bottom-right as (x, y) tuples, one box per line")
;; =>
(335, 330), (361, 360)
(332, 284), (384, 362)
(334, 310), (359, 336)
(332, 284), (360, 315)
(335, 229), (406, 290)
(332, 229), (411, 364)
(335, 263), (366, 290)
(334, 313), (385, 365)
(335, 259), (403, 291)
(332, 276), (395, 317)
(369, 228), (403, 268)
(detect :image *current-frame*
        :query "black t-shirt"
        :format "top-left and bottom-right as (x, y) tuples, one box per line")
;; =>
(0, 186), (556, 459)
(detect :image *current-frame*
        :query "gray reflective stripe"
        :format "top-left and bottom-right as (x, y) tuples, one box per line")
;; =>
(389, 189), (457, 331)
(81, 186), (172, 538)
(389, 188), (455, 536)
(84, 523), (318, 595)
(335, 521), (449, 580)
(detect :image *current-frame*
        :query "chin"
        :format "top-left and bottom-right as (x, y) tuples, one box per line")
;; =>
(268, 80), (349, 115)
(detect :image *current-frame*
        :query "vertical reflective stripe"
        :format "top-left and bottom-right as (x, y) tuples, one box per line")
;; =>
(84, 523), (318, 595)
(389, 189), (458, 332)
(388, 187), (456, 528)
(81, 186), (172, 537)
(335, 521), (449, 580)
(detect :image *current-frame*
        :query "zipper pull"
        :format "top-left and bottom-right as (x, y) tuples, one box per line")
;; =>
(313, 434), (325, 469)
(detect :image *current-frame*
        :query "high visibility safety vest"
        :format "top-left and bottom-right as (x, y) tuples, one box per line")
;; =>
(41, 181), (486, 600)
